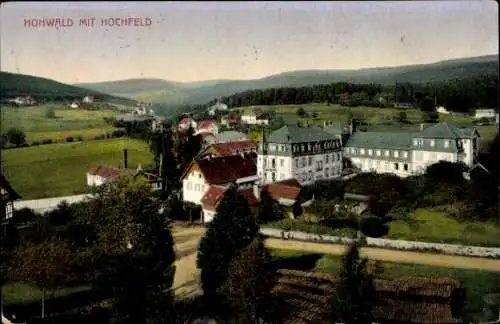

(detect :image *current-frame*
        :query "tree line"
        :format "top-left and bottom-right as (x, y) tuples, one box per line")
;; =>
(184, 74), (498, 114)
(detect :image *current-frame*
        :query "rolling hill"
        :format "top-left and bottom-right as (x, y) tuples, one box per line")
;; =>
(0, 72), (137, 107)
(75, 55), (498, 114)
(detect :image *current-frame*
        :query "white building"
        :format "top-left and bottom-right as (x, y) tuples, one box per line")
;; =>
(196, 119), (219, 136)
(436, 106), (449, 114)
(70, 101), (80, 109)
(82, 95), (94, 104)
(241, 111), (257, 124)
(180, 154), (258, 206)
(343, 123), (480, 177)
(208, 102), (228, 116)
(86, 165), (122, 187)
(255, 113), (270, 125)
(474, 109), (497, 119)
(257, 125), (343, 186)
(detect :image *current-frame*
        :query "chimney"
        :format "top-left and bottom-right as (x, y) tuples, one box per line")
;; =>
(253, 182), (261, 201)
(123, 149), (128, 169)
(420, 123), (424, 132)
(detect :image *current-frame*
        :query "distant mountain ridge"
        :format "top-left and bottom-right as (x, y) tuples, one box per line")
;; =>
(75, 55), (498, 115)
(0, 71), (136, 106)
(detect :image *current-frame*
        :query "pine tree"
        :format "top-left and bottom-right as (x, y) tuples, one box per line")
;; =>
(331, 242), (376, 324)
(197, 185), (260, 306)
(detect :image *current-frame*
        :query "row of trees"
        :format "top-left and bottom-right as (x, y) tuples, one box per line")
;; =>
(190, 74), (497, 113)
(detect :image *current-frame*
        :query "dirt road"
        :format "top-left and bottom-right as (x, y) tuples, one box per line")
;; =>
(170, 226), (500, 296)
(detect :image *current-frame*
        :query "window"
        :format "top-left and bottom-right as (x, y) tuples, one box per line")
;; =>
(337, 152), (341, 161)
(394, 163), (399, 170)
(263, 159), (267, 168)
(295, 159), (299, 168)
(394, 151), (399, 158)
(308, 170), (313, 181)
(331, 154), (335, 161)
(413, 139), (418, 146)
(444, 140), (450, 148)
(376, 160), (381, 168)
(403, 151), (408, 158)
(301, 157), (306, 167)
(271, 159), (276, 168)
(384, 161), (389, 169)
(308, 157), (313, 166)
(385, 150), (390, 157)
(195, 184), (200, 191)
(368, 149), (373, 156)
(308, 144), (312, 151)
(271, 173), (276, 182)
(404, 164), (408, 171)
(325, 168), (329, 177)
(360, 148), (365, 155)
(187, 182), (192, 190)
(198, 173), (202, 178)
(376, 150), (381, 156)
(280, 159), (284, 167)
(430, 139), (435, 147)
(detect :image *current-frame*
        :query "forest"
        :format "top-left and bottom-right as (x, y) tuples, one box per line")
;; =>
(189, 74), (498, 114)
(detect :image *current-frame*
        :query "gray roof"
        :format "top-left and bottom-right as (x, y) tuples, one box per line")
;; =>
(214, 131), (248, 143)
(345, 132), (412, 150)
(267, 125), (339, 144)
(323, 122), (349, 136)
(418, 123), (469, 139)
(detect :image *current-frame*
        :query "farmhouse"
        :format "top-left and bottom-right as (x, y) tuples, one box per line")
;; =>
(197, 140), (257, 159)
(214, 131), (248, 143)
(196, 119), (219, 135)
(343, 123), (480, 177)
(241, 111), (257, 124)
(1, 174), (21, 220)
(181, 154), (258, 206)
(200, 185), (258, 223)
(257, 125), (343, 185)
(86, 165), (122, 187)
(179, 115), (198, 130)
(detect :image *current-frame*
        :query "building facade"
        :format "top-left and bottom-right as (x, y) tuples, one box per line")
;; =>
(241, 111), (257, 124)
(257, 125), (343, 186)
(343, 123), (480, 177)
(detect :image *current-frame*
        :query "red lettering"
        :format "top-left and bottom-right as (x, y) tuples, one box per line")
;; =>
(145, 17), (152, 26)
(67, 18), (74, 27)
(79, 18), (88, 26)
(134, 18), (140, 26)
(24, 19), (31, 27)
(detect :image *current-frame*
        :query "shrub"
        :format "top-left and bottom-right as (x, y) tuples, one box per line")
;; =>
(45, 108), (56, 119)
(31, 141), (41, 146)
(359, 216), (389, 238)
(76, 136), (83, 141)
(66, 136), (74, 142)
(112, 129), (126, 138)
(94, 135), (105, 140)
(41, 139), (53, 145)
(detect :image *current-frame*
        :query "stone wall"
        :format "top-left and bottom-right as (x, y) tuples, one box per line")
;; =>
(260, 228), (500, 258)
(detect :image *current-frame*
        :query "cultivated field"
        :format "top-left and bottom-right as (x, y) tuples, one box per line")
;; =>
(1, 105), (118, 143)
(1, 138), (154, 199)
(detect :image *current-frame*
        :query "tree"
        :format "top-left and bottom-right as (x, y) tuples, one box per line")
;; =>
(312, 111), (319, 119)
(296, 107), (307, 117)
(422, 111), (439, 123)
(197, 185), (260, 307)
(220, 235), (275, 323)
(256, 190), (284, 223)
(9, 238), (71, 318)
(397, 111), (408, 123)
(420, 96), (435, 112)
(331, 242), (376, 324)
(45, 108), (56, 119)
(6, 128), (26, 147)
(149, 129), (178, 195)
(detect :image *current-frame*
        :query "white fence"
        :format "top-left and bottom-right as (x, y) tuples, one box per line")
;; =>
(260, 228), (500, 258)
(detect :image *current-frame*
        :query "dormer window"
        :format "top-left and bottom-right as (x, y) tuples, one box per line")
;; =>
(394, 151), (399, 158)
(360, 149), (365, 155)
(376, 150), (381, 156)
(444, 140), (450, 148)
(368, 149), (373, 156)
(385, 150), (390, 157)
(430, 139), (435, 147)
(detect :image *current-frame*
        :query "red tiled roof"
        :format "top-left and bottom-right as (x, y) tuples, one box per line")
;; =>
(198, 120), (216, 129)
(210, 140), (257, 156)
(88, 165), (121, 178)
(201, 186), (258, 211)
(182, 155), (256, 184)
(263, 178), (302, 201)
(179, 117), (190, 124)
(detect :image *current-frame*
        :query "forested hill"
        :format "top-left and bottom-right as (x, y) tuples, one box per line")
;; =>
(0, 72), (137, 106)
(194, 74), (498, 114)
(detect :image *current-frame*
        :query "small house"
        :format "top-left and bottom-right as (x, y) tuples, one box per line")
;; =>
(82, 95), (94, 104)
(1, 174), (21, 220)
(200, 186), (258, 223)
(474, 109), (496, 120)
(86, 165), (122, 187)
(241, 111), (257, 125)
(196, 119), (219, 136)
(70, 101), (80, 109)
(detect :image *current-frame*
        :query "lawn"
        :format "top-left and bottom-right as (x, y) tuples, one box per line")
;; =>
(1, 138), (154, 199)
(1, 105), (119, 143)
(2, 283), (90, 307)
(388, 209), (500, 247)
(271, 249), (500, 319)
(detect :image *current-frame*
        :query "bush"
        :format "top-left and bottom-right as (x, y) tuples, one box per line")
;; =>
(45, 108), (56, 119)
(66, 136), (74, 142)
(76, 136), (83, 141)
(359, 216), (389, 238)
(41, 139), (53, 145)
(93, 135), (105, 140)
(31, 141), (41, 146)
(111, 129), (126, 138)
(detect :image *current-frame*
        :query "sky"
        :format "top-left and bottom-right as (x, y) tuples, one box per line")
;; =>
(0, 1), (498, 84)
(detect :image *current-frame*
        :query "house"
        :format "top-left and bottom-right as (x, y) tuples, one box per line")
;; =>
(200, 185), (258, 223)
(241, 111), (257, 124)
(196, 119), (219, 135)
(69, 101), (80, 109)
(256, 113), (270, 125)
(474, 109), (497, 119)
(436, 106), (450, 114)
(220, 115), (241, 127)
(180, 154), (258, 206)
(260, 178), (303, 207)
(272, 269), (464, 324)
(198, 132), (216, 146)
(257, 125), (343, 185)
(197, 140), (257, 159)
(86, 165), (122, 187)
(208, 102), (228, 115)
(1, 174), (21, 220)
(82, 95), (94, 104)
(214, 131), (248, 143)
(463, 162), (490, 181)
(179, 115), (198, 130)
(343, 123), (480, 177)
(9, 96), (36, 106)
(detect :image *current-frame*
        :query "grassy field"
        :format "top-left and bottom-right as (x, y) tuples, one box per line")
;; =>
(1, 105), (118, 143)
(272, 249), (500, 318)
(2, 283), (89, 307)
(242, 104), (497, 151)
(2, 138), (154, 199)
(388, 209), (500, 247)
